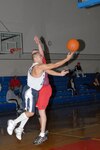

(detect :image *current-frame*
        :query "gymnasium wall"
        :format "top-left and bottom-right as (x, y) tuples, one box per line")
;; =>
(0, 0), (100, 76)
(0, 54), (99, 76)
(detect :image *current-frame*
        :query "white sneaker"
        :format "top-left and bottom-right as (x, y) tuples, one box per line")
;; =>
(15, 127), (23, 140)
(7, 120), (16, 135)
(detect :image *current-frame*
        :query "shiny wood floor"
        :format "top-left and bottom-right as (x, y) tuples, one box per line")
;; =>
(0, 103), (100, 150)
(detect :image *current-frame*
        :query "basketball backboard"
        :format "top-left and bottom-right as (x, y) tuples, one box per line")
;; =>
(0, 32), (23, 54)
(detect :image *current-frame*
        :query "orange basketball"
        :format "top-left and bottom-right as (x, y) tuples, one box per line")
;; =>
(66, 39), (79, 52)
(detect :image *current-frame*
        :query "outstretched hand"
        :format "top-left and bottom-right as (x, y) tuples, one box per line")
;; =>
(66, 52), (74, 61)
(61, 70), (69, 76)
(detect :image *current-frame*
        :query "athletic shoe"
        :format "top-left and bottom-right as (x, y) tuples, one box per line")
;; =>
(33, 135), (48, 145)
(45, 130), (49, 136)
(15, 127), (23, 140)
(7, 120), (16, 135)
(33, 130), (48, 144)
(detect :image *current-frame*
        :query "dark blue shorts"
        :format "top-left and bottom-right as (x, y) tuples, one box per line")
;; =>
(23, 85), (38, 113)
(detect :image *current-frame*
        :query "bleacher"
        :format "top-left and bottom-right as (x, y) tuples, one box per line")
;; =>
(49, 73), (100, 108)
(0, 76), (27, 115)
(0, 74), (100, 115)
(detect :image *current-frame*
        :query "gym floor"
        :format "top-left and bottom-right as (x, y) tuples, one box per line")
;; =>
(0, 103), (100, 150)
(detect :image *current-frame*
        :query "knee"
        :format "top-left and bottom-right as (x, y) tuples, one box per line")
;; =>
(39, 110), (46, 119)
(25, 112), (34, 117)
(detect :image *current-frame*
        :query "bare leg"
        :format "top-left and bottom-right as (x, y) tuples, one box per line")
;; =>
(33, 109), (48, 145)
(39, 109), (47, 135)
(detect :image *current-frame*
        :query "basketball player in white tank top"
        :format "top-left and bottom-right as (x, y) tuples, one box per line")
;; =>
(24, 62), (45, 113)
(7, 49), (74, 141)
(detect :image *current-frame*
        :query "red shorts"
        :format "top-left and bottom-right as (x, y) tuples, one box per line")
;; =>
(36, 84), (52, 110)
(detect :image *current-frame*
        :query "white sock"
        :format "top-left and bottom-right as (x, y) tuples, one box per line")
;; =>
(18, 117), (29, 129)
(39, 132), (45, 137)
(14, 112), (28, 124)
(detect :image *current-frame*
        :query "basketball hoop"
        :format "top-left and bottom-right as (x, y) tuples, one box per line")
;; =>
(9, 48), (22, 54)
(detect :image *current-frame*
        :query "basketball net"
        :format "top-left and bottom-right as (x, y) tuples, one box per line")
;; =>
(9, 48), (22, 54)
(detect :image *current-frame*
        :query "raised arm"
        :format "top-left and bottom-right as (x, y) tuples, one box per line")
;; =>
(38, 52), (74, 71)
(34, 36), (44, 57)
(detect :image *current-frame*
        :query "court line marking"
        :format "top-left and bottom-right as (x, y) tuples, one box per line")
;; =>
(49, 123), (100, 140)
(55, 123), (100, 133)
(91, 138), (100, 141)
(50, 132), (100, 141)
(49, 131), (90, 139)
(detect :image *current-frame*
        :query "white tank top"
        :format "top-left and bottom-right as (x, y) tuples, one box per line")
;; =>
(27, 62), (45, 91)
